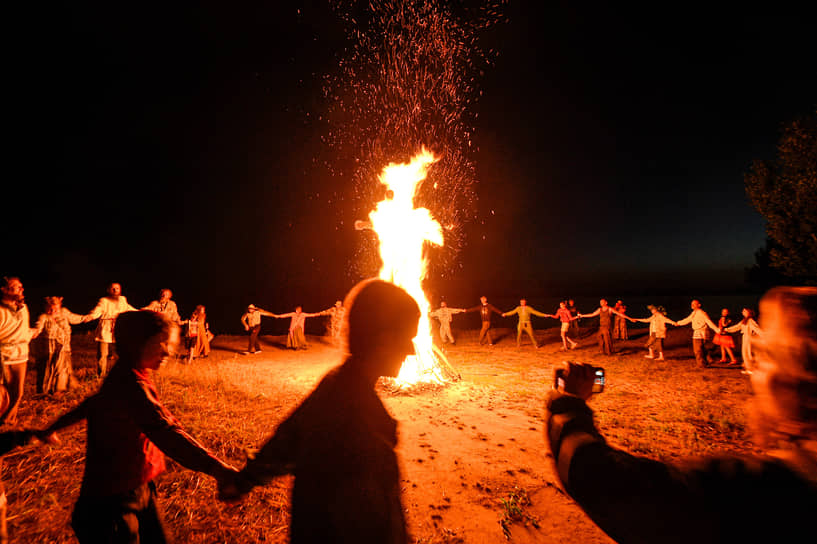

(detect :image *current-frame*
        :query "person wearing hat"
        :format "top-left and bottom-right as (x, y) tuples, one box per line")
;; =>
(543, 286), (817, 543)
(630, 305), (678, 361)
(241, 304), (276, 354)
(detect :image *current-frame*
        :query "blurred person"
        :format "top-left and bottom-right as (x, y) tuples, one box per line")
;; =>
(0, 277), (37, 426)
(429, 301), (466, 345)
(38, 310), (237, 544)
(181, 305), (211, 363)
(613, 300), (629, 340)
(240, 304), (275, 354)
(503, 299), (548, 349)
(0, 385), (37, 544)
(543, 286), (817, 544)
(321, 300), (346, 346)
(274, 306), (325, 350)
(220, 278), (421, 544)
(567, 299), (580, 337)
(579, 299), (627, 355)
(724, 308), (763, 374)
(545, 301), (579, 350)
(466, 296), (503, 346)
(630, 305), (677, 361)
(143, 289), (180, 324)
(31, 296), (87, 394)
(713, 308), (738, 364)
(85, 283), (136, 377)
(675, 299), (720, 368)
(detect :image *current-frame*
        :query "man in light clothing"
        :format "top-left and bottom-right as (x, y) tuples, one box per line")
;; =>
(430, 302), (466, 345)
(503, 299), (548, 349)
(631, 305), (677, 360)
(675, 299), (719, 367)
(0, 277), (37, 425)
(241, 304), (275, 354)
(85, 283), (136, 376)
(143, 288), (180, 324)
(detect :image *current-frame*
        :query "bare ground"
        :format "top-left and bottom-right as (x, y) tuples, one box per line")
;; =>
(3, 324), (756, 543)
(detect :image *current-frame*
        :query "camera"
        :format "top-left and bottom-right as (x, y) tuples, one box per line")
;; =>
(554, 366), (605, 393)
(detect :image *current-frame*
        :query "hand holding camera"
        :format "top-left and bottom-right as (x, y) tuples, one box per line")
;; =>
(553, 362), (605, 400)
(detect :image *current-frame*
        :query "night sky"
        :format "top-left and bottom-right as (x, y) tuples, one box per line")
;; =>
(9, 1), (816, 332)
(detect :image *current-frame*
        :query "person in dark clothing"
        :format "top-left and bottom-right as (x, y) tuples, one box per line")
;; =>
(38, 310), (238, 544)
(220, 278), (421, 544)
(0, 384), (37, 544)
(466, 296), (503, 345)
(544, 286), (817, 544)
(580, 299), (627, 355)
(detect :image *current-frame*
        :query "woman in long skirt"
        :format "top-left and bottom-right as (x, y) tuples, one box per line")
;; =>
(31, 296), (87, 394)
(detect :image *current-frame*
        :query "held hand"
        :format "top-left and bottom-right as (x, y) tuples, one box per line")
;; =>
(557, 362), (596, 400)
(216, 467), (244, 503)
(35, 430), (60, 445)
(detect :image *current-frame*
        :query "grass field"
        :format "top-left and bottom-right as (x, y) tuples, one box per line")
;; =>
(3, 323), (758, 543)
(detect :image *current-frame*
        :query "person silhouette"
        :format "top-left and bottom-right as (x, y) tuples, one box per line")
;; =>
(220, 278), (420, 544)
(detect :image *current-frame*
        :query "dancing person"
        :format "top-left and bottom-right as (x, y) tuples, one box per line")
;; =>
(543, 286), (817, 544)
(31, 296), (87, 394)
(466, 296), (503, 346)
(240, 304), (275, 354)
(713, 308), (738, 364)
(546, 301), (579, 350)
(275, 307), (324, 350)
(567, 299), (580, 337)
(429, 301), (466, 345)
(0, 389), (37, 544)
(675, 300), (719, 368)
(724, 308), (763, 374)
(579, 299), (627, 355)
(503, 299), (548, 349)
(181, 305), (211, 363)
(37, 310), (238, 543)
(220, 279), (421, 543)
(613, 300), (629, 340)
(143, 289), (180, 324)
(0, 277), (37, 426)
(85, 282), (136, 377)
(322, 300), (346, 346)
(631, 305), (677, 361)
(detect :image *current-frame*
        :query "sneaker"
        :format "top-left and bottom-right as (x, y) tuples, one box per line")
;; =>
(644, 355), (654, 359)
(569, 342), (578, 350)
(242, 351), (250, 355)
(656, 356), (665, 361)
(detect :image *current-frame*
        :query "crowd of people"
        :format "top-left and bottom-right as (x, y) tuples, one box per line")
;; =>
(1, 274), (812, 543)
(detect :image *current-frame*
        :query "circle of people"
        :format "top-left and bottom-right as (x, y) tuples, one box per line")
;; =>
(3, 276), (809, 544)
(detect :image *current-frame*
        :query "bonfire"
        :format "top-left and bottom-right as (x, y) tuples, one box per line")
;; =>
(356, 148), (460, 386)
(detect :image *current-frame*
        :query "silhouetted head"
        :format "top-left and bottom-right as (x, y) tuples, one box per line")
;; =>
(750, 287), (817, 445)
(113, 310), (178, 370)
(343, 279), (420, 379)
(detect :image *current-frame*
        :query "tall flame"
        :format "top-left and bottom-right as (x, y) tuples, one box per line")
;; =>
(367, 148), (445, 384)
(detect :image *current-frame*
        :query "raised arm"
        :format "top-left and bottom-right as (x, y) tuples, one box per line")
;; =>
(502, 307), (520, 317)
(530, 307), (548, 318)
(580, 308), (601, 318)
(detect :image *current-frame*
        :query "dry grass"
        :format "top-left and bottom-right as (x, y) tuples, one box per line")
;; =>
(3, 325), (758, 543)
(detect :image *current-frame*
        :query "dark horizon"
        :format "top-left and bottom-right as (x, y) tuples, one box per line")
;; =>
(8, 2), (816, 333)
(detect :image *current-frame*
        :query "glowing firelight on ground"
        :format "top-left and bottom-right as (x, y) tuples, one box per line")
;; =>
(357, 148), (454, 385)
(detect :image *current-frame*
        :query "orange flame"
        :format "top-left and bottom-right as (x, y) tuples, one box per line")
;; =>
(368, 148), (444, 384)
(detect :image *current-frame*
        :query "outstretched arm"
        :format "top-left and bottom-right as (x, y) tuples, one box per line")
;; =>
(502, 307), (520, 317)
(530, 307), (548, 318)
(580, 308), (601, 319)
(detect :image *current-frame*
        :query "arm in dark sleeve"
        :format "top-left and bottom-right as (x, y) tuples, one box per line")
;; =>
(544, 392), (715, 544)
(44, 398), (91, 434)
(237, 419), (297, 493)
(0, 431), (34, 455)
(128, 376), (233, 478)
